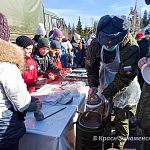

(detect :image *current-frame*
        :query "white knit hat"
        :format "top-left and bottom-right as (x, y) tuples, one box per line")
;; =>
(74, 33), (81, 41)
(35, 23), (46, 36)
(89, 33), (96, 39)
(61, 41), (73, 51)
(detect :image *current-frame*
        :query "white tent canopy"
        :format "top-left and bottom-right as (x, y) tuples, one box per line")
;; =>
(0, 0), (44, 40)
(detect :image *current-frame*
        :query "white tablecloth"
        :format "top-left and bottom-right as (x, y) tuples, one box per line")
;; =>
(19, 93), (86, 150)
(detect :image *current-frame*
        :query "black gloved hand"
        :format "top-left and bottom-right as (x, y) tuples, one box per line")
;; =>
(26, 97), (42, 112)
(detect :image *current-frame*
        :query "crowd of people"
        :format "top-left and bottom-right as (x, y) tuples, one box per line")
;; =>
(0, 10), (150, 150)
(0, 11), (91, 150)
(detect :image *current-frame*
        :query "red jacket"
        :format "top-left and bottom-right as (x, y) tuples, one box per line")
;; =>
(22, 57), (38, 93)
(55, 57), (62, 69)
(47, 57), (62, 83)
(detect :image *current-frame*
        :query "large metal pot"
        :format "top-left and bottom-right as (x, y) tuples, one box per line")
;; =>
(86, 94), (111, 121)
(75, 111), (103, 150)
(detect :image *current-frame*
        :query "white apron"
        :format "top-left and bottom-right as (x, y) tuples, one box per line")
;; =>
(98, 45), (141, 109)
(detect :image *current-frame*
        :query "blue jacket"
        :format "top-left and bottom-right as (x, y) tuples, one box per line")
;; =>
(60, 45), (68, 68)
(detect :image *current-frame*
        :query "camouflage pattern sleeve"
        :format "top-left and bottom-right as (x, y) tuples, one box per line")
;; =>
(85, 39), (101, 87)
(136, 82), (150, 130)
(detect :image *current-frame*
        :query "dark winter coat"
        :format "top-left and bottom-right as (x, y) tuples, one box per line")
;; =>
(136, 82), (150, 131)
(33, 51), (60, 78)
(72, 42), (86, 68)
(138, 38), (149, 58)
(137, 38), (150, 88)
(136, 39), (150, 131)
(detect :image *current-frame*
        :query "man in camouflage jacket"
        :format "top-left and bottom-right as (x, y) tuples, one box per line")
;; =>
(86, 15), (140, 149)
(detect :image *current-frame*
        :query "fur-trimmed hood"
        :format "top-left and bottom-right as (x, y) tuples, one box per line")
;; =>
(0, 39), (24, 71)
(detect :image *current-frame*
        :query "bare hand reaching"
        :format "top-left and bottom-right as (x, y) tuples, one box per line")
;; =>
(138, 57), (148, 69)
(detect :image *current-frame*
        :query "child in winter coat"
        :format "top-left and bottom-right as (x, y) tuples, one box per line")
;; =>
(33, 38), (63, 81)
(53, 28), (68, 68)
(50, 40), (62, 69)
(16, 36), (40, 93)
(47, 40), (63, 82)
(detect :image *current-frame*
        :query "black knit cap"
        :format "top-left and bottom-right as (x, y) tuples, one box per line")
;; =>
(37, 38), (50, 49)
(0, 12), (10, 41)
(16, 36), (34, 48)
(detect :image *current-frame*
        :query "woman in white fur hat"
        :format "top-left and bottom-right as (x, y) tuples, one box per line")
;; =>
(33, 23), (47, 43)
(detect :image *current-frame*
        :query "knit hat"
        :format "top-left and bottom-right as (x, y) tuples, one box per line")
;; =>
(16, 36), (34, 48)
(96, 15), (128, 47)
(0, 12), (9, 41)
(145, 0), (150, 5)
(37, 38), (50, 49)
(74, 33), (81, 41)
(50, 40), (61, 49)
(135, 32), (144, 40)
(53, 28), (63, 39)
(35, 23), (46, 36)
(145, 28), (150, 35)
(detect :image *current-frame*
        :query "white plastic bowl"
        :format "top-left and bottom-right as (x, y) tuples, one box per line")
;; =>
(141, 64), (150, 84)
(86, 103), (102, 109)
